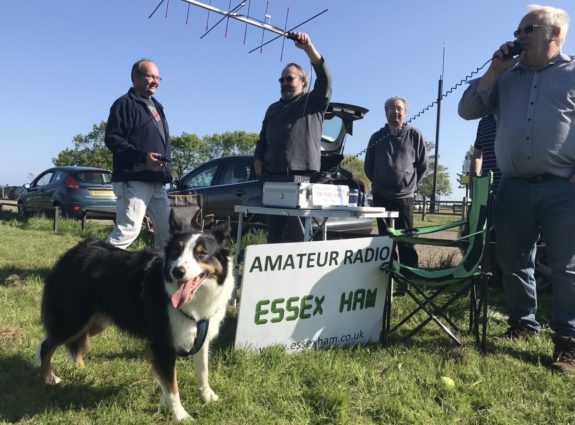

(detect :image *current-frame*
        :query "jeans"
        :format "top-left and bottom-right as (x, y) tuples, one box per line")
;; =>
(494, 177), (575, 337)
(372, 194), (418, 268)
(107, 181), (171, 254)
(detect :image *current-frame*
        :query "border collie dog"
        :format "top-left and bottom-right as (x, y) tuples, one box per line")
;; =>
(35, 223), (234, 421)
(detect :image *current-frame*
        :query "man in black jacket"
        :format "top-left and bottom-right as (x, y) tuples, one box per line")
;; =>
(254, 32), (332, 243)
(105, 58), (172, 253)
(364, 96), (427, 268)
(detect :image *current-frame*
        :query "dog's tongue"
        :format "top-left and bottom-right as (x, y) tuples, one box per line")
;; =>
(171, 275), (205, 309)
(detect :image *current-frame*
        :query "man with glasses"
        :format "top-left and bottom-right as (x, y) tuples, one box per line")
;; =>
(105, 58), (172, 254)
(459, 5), (575, 374)
(254, 32), (332, 243)
(364, 97), (427, 274)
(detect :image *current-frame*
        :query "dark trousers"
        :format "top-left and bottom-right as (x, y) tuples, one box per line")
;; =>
(372, 194), (419, 268)
(266, 215), (307, 243)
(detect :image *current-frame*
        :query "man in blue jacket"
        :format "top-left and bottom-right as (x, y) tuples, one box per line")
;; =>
(105, 58), (172, 253)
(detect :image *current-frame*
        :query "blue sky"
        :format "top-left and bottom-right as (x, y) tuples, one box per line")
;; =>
(2, 0), (574, 200)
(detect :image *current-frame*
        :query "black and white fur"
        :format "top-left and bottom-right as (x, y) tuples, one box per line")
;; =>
(35, 223), (234, 421)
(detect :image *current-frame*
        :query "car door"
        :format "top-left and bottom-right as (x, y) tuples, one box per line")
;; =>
(208, 157), (262, 221)
(25, 170), (56, 211)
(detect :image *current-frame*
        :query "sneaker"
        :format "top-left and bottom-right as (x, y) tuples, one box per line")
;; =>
(551, 336), (575, 375)
(502, 324), (538, 340)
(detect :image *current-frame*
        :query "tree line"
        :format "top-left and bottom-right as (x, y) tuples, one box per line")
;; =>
(53, 121), (451, 198)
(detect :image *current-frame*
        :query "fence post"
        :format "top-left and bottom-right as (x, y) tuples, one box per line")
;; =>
(461, 197), (467, 219)
(53, 206), (60, 232)
(81, 210), (87, 232)
(422, 196), (427, 221)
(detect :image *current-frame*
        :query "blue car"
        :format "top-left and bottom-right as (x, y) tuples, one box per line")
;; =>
(17, 166), (116, 218)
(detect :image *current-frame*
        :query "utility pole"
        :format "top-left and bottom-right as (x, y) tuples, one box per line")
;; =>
(430, 45), (445, 213)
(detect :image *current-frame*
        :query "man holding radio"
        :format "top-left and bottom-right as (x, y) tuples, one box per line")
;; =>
(459, 5), (575, 374)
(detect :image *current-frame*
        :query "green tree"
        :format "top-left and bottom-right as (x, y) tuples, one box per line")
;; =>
(53, 124), (259, 180)
(171, 131), (258, 180)
(457, 144), (475, 188)
(416, 141), (452, 199)
(53, 121), (112, 169)
(341, 155), (369, 189)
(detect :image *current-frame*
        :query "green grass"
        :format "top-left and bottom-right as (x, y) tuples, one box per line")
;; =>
(1, 212), (573, 424)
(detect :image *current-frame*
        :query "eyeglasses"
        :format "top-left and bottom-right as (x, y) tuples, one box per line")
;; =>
(138, 71), (162, 81)
(278, 75), (299, 84)
(513, 24), (544, 38)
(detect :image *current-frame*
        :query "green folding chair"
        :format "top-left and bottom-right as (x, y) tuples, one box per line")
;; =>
(380, 173), (493, 351)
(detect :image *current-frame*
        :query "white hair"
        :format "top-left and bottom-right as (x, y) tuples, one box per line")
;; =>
(527, 4), (569, 46)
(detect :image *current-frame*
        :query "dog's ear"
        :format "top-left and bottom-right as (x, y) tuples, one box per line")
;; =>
(205, 220), (231, 244)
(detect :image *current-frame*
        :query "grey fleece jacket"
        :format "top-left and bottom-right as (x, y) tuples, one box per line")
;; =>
(254, 59), (332, 174)
(364, 124), (427, 199)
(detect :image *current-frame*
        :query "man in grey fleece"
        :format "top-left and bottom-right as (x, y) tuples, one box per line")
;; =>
(254, 32), (332, 243)
(364, 96), (427, 268)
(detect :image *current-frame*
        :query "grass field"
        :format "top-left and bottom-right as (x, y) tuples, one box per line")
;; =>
(0, 212), (573, 424)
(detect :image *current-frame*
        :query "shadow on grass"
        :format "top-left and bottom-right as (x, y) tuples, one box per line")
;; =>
(0, 265), (52, 283)
(0, 355), (122, 422)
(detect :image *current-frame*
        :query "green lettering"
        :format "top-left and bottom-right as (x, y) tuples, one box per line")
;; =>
(313, 295), (324, 316)
(249, 257), (262, 273)
(343, 250), (353, 265)
(339, 291), (353, 312)
(299, 295), (313, 319)
(286, 297), (299, 321)
(353, 289), (366, 310)
(255, 300), (269, 324)
(366, 288), (377, 308)
(265, 255), (282, 271)
(270, 298), (285, 323)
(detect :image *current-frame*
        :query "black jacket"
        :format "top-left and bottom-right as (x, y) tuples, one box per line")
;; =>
(105, 88), (172, 183)
(364, 124), (427, 199)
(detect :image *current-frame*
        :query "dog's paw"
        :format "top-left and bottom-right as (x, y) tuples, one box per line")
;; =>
(200, 387), (219, 403)
(173, 409), (192, 422)
(44, 374), (62, 385)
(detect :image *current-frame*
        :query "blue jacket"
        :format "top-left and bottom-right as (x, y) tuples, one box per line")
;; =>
(105, 88), (172, 183)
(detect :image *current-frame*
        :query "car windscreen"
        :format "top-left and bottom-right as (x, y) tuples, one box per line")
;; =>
(75, 171), (112, 185)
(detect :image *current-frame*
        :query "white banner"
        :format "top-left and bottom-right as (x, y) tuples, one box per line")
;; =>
(235, 236), (393, 353)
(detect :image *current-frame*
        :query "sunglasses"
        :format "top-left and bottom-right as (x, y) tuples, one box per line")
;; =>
(278, 75), (299, 84)
(513, 24), (544, 38)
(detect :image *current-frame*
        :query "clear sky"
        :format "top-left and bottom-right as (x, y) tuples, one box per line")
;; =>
(2, 0), (574, 200)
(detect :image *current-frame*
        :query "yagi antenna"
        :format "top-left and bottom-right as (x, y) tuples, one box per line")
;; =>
(149, 0), (328, 56)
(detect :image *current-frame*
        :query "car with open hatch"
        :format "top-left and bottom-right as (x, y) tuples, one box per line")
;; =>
(169, 102), (374, 238)
(17, 166), (116, 219)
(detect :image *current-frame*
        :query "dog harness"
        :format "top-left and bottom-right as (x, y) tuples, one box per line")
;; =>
(177, 309), (210, 356)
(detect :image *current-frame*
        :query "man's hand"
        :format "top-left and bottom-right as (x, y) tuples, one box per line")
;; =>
(289, 32), (321, 64)
(146, 152), (165, 168)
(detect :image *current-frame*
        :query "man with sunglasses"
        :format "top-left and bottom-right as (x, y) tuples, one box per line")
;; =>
(105, 58), (172, 254)
(459, 5), (575, 374)
(254, 32), (332, 243)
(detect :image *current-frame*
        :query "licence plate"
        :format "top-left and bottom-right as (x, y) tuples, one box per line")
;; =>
(90, 190), (114, 197)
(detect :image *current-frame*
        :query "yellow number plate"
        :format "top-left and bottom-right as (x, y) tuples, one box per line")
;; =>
(90, 190), (114, 196)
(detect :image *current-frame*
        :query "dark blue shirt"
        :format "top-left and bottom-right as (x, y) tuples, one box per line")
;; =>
(474, 115), (501, 192)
